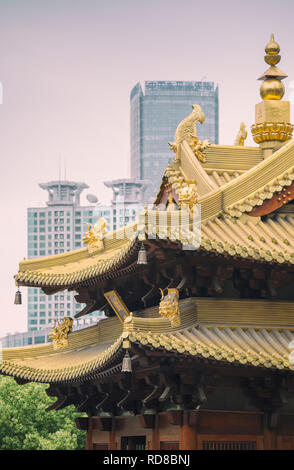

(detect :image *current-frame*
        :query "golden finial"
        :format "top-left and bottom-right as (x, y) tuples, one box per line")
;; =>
(251, 34), (293, 147)
(259, 34), (287, 101)
(264, 33), (280, 64)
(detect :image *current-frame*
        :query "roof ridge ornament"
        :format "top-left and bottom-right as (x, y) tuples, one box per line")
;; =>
(234, 122), (247, 146)
(168, 104), (210, 163)
(83, 217), (108, 253)
(159, 288), (181, 327)
(49, 317), (73, 350)
(176, 180), (198, 212)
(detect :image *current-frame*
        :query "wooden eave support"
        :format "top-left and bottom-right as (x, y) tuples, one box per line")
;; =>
(139, 414), (156, 429)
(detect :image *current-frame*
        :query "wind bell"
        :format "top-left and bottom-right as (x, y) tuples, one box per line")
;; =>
(137, 242), (147, 265)
(14, 285), (22, 305)
(121, 350), (132, 373)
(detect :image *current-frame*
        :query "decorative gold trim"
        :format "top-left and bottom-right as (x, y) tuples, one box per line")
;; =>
(251, 122), (293, 144)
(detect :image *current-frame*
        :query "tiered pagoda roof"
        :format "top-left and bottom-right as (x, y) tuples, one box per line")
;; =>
(2, 35), (294, 417)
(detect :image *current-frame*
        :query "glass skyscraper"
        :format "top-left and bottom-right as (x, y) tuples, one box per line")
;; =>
(130, 81), (219, 202)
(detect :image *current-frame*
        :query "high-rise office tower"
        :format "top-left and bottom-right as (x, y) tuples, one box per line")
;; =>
(130, 81), (219, 202)
(27, 180), (102, 336)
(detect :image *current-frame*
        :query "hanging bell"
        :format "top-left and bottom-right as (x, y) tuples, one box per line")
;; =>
(14, 289), (22, 305)
(121, 350), (132, 373)
(137, 242), (147, 265)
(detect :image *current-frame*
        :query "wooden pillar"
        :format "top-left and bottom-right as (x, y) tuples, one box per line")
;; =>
(151, 414), (160, 450)
(180, 411), (197, 450)
(263, 413), (277, 450)
(86, 417), (93, 450)
(264, 428), (276, 449)
(109, 417), (117, 450)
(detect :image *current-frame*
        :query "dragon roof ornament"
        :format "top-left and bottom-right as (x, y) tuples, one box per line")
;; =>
(83, 217), (108, 253)
(168, 104), (210, 163)
(49, 317), (73, 350)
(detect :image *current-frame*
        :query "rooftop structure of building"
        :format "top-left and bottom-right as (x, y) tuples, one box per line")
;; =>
(39, 180), (89, 206)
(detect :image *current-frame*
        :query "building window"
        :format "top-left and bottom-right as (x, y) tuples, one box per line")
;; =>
(35, 336), (45, 344)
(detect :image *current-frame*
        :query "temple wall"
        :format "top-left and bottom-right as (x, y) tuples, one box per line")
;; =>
(79, 410), (294, 450)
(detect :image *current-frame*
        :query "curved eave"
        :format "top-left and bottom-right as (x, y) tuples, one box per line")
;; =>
(15, 229), (138, 288)
(2, 299), (294, 385)
(0, 316), (124, 384)
(15, 214), (294, 290)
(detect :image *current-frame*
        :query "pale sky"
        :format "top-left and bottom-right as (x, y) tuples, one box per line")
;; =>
(1, 0), (294, 337)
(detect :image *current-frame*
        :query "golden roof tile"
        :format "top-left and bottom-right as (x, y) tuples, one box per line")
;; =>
(2, 298), (294, 384)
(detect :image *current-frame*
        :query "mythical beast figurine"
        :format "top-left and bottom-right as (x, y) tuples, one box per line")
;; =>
(168, 104), (210, 162)
(159, 288), (181, 327)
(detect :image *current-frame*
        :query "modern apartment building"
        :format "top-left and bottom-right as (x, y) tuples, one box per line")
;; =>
(27, 180), (102, 332)
(26, 179), (146, 334)
(130, 81), (219, 202)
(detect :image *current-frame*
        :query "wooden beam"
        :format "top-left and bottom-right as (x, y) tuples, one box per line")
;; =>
(92, 417), (112, 432)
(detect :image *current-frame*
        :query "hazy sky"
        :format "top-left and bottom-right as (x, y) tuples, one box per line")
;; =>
(1, 0), (294, 337)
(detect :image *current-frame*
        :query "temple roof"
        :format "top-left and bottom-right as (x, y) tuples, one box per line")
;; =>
(13, 139), (294, 288)
(157, 138), (294, 218)
(2, 298), (294, 384)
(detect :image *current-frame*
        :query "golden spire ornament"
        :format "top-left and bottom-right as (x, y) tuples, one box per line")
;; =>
(251, 34), (293, 152)
(258, 33), (287, 101)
